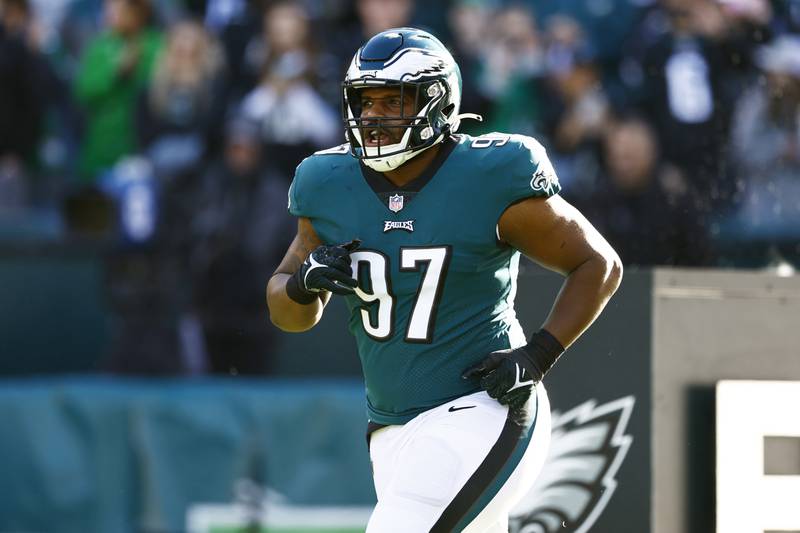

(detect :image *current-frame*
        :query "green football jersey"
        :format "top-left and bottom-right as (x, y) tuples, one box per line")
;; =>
(288, 133), (561, 425)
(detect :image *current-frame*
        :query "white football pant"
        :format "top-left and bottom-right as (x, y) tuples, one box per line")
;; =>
(367, 384), (551, 532)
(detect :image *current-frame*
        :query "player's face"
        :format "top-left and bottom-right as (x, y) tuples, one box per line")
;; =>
(359, 87), (417, 147)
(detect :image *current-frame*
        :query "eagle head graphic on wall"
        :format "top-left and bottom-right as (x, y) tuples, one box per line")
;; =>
(510, 396), (635, 533)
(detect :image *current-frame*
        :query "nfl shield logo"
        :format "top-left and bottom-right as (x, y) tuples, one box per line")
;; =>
(388, 194), (404, 213)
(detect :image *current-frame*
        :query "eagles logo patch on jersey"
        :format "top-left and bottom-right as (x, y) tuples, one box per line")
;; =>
(530, 168), (559, 195)
(384, 220), (414, 233)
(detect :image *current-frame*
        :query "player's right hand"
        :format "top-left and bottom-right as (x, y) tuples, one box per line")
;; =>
(293, 239), (361, 296)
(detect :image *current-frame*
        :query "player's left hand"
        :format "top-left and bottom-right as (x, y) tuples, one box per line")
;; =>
(462, 330), (564, 417)
(461, 347), (536, 414)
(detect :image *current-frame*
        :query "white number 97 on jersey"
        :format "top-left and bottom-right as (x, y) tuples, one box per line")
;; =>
(350, 246), (451, 343)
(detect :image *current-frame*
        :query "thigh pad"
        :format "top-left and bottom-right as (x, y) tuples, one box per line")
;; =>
(391, 434), (462, 507)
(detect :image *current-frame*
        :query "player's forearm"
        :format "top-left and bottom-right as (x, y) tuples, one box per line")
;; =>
(541, 251), (622, 348)
(267, 273), (326, 332)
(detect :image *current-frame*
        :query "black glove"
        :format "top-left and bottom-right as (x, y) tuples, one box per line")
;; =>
(286, 239), (361, 303)
(462, 330), (565, 415)
(461, 347), (537, 413)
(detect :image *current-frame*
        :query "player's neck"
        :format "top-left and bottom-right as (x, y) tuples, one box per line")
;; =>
(381, 144), (442, 188)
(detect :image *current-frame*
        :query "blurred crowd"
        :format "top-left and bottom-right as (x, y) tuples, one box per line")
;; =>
(1, 0), (799, 374)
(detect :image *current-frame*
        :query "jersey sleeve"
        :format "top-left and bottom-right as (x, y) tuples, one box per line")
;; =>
(288, 145), (352, 218)
(497, 134), (561, 207)
(287, 156), (313, 218)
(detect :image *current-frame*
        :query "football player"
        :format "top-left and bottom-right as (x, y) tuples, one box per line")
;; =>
(267, 28), (622, 532)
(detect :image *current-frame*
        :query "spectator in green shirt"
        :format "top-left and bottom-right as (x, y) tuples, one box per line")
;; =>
(74, 0), (162, 181)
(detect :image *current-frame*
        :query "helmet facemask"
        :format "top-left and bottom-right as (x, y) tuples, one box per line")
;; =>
(343, 78), (456, 172)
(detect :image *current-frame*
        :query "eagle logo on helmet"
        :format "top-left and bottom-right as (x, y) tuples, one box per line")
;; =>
(402, 59), (447, 81)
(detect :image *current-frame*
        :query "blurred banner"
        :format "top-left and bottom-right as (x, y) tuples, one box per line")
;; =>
(0, 379), (374, 533)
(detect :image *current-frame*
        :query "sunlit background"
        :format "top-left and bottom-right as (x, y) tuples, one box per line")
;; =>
(0, 0), (799, 531)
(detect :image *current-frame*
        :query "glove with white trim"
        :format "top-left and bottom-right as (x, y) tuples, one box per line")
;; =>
(462, 329), (565, 415)
(286, 239), (361, 303)
(462, 348), (536, 413)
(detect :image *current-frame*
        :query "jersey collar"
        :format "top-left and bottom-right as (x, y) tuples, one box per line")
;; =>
(359, 135), (458, 209)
